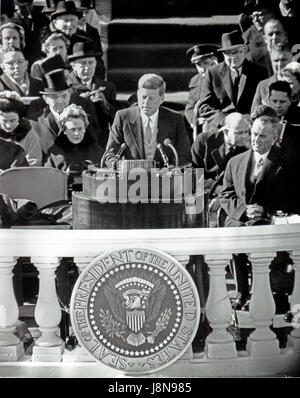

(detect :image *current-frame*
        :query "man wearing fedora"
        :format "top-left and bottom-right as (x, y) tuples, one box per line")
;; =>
(31, 68), (102, 157)
(68, 41), (119, 148)
(184, 44), (219, 137)
(198, 30), (268, 131)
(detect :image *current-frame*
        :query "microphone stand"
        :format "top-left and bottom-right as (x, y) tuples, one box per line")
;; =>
(164, 138), (179, 167)
(157, 143), (169, 169)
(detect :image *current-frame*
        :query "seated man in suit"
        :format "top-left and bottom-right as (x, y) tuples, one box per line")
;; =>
(68, 41), (119, 149)
(104, 74), (191, 168)
(0, 47), (44, 99)
(198, 30), (267, 132)
(191, 112), (250, 214)
(251, 43), (292, 111)
(219, 105), (298, 309)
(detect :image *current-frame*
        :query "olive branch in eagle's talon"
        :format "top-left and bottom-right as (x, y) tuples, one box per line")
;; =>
(146, 308), (172, 344)
(99, 309), (126, 341)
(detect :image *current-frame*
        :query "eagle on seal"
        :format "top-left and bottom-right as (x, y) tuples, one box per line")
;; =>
(103, 276), (166, 347)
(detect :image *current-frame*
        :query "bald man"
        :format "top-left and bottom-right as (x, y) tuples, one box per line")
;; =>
(191, 112), (251, 209)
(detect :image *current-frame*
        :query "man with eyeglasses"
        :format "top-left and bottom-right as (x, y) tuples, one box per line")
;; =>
(242, 1), (275, 52)
(0, 47), (43, 97)
(198, 30), (267, 132)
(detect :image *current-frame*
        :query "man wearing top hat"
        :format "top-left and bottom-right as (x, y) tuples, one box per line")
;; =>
(31, 68), (102, 158)
(198, 30), (268, 132)
(184, 44), (218, 136)
(68, 41), (119, 148)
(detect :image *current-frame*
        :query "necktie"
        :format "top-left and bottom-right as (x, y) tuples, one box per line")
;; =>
(145, 118), (152, 144)
(232, 70), (240, 103)
(253, 157), (264, 180)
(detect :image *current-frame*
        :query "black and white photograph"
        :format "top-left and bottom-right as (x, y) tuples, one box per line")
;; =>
(0, 0), (299, 384)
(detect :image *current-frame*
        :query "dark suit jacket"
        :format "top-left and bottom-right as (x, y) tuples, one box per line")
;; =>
(219, 147), (297, 226)
(184, 73), (204, 127)
(247, 46), (273, 77)
(105, 106), (191, 168)
(198, 59), (268, 129)
(251, 74), (277, 112)
(0, 73), (44, 97)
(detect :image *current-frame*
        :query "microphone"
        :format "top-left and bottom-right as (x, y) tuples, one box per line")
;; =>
(157, 143), (169, 168)
(164, 138), (179, 167)
(111, 143), (127, 170)
(115, 143), (127, 161)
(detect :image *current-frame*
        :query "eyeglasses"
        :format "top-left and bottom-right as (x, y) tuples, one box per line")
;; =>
(250, 11), (268, 19)
(223, 49), (244, 56)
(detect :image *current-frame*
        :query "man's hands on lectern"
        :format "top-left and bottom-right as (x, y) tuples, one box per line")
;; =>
(246, 204), (264, 219)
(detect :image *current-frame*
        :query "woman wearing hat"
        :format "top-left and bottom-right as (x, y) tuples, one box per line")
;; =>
(0, 91), (42, 166)
(45, 103), (104, 173)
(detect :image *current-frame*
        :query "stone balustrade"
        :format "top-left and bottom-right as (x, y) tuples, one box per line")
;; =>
(0, 224), (300, 376)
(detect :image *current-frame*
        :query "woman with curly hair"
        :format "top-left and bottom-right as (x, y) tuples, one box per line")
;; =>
(0, 91), (42, 166)
(45, 103), (104, 171)
(30, 32), (70, 80)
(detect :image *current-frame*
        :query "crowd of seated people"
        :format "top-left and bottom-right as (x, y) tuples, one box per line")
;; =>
(0, 0), (298, 339)
(0, 0), (297, 216)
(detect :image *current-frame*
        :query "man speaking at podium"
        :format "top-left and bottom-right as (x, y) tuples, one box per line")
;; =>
(104, 74), (191, 168)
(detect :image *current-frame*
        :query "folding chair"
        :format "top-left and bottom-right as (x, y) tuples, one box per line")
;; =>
(0, 167), (68, 209)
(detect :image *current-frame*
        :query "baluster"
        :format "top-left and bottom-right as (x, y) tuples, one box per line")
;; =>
(288, 251), (300, 352)
(204, 254), (237, 359)
(73, 256), (96, 362)
(31, 257), (64, 362)
(246, 252), (280, 356)
(172, 254), (193, 359)
(0, 257), (24, 361)
(74, 256), (95, 275)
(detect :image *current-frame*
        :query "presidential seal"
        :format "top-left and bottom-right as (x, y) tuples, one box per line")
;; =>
(70, 248), (200, 374)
